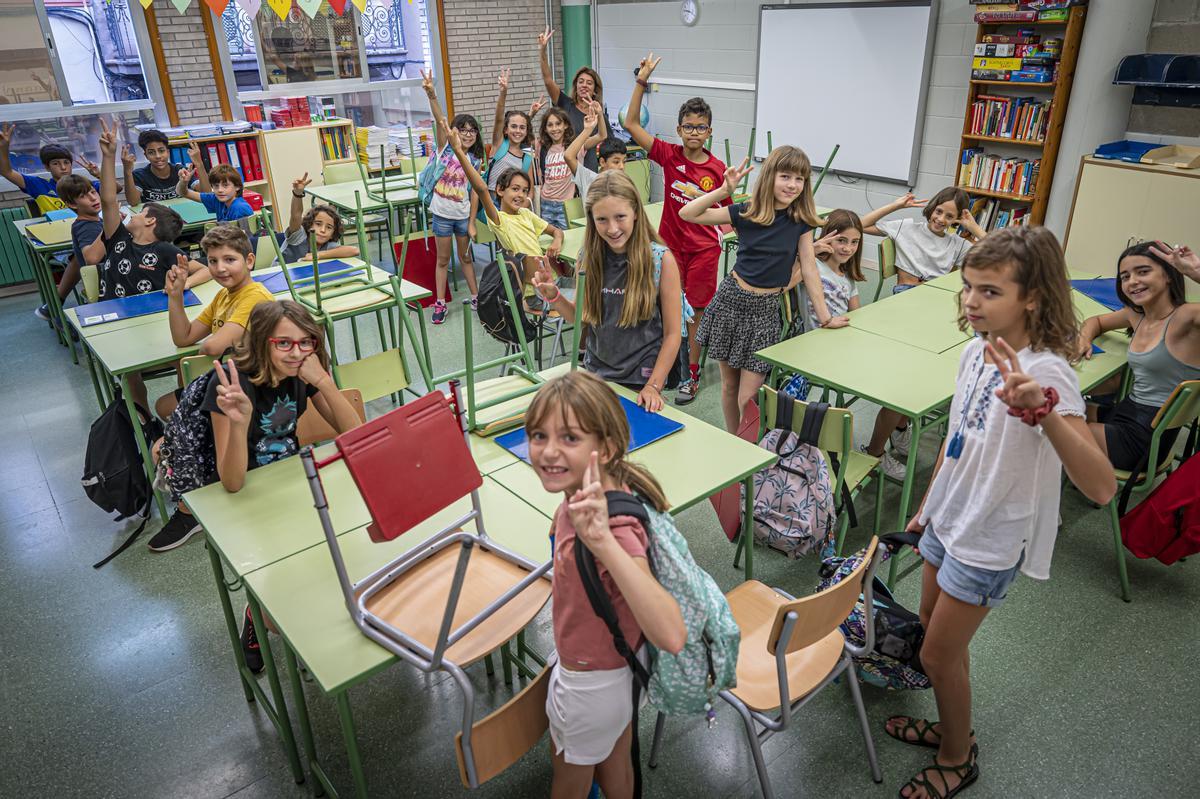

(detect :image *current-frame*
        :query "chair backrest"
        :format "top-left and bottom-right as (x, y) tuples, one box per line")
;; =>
(333, 348), (410, 404)
(623, 159), (651, 205)
(324, 162), (361, 185)
(179, 354), (216, 385)
(768, 535), (880, 656)
(0, 207), (36, 288)
(254, 227), (277, 271)
(563, 196), (584, 227)
(877, 237), (897, 281)
(335, 390), (483, 542)
(455, 665), (550, 788)
(401, 155), (430, 175)
(472, 220), (497, 246)
(758, 386), (854, 464)
(1152, 380), (1200, 432)
(80, 264), (100, 304)
(297, 388), (365, 447)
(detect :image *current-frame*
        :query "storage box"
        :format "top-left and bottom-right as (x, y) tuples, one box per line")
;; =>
(243, 190), (264, 211)
(1140, 145), (1200, 170)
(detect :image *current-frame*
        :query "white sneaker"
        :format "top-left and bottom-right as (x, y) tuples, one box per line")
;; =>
(860, 445), (909, 481)
(890, 426), (911, 458)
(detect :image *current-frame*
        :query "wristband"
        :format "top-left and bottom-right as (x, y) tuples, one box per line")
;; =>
(636, 78), (649, 89)
(546, 287), (561, 302)
(292, 190), (305, 198)
(1007, 386), (1059, 426)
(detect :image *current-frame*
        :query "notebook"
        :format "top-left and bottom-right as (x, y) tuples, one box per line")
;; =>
(254, 261), (366, 294)
(78, 290), (201, 327)
(26, 218), (76, 246)
(495, 395), (685, 465)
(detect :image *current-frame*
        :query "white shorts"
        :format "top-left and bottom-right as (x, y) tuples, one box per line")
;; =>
(546, 658), (635, 766)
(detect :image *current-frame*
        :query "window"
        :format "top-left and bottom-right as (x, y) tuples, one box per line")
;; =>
(0, 1), (62, 105)
(257, 5), (363, 88)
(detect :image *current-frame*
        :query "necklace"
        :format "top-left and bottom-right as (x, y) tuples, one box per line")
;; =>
(946, 353), (991, 460)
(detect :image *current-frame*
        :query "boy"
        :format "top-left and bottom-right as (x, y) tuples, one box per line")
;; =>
(624, 53), (727, 405)
(177, 162), (252, 223)
(126, 129), (207, 205)
(564, 100), (626, 200)
(55, 175), (105, 302)
(156, 223), (272, 421)
(96, 119), (186, 408)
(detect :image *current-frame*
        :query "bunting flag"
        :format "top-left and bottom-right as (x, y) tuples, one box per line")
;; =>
(139, 0), (154, 10)
(328, 0), (349, 14)
(235, 0), (261, 17)
(296, 0), (322, 18)
(380, 0), (394, 9)
(203, 0), (230, 15)
(352, 0), (368, 13)
(265, 0), (290, 21)
(169, 0), (193, 13)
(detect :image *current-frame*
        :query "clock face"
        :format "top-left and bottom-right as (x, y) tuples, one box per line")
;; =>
(681, 0), (699, 26)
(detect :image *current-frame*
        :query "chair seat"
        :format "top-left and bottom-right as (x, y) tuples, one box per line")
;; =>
(1114, 456), (1174, 485)
(342, 213), (388, 226)
(724, 580), (846, 712)
(835, 450), (879, 494)
(364, 543), (550, 668)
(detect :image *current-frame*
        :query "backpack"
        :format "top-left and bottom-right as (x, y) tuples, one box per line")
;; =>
(158, 371), (220, 506)
(1120, 448), (1200, 565)
(751, 395), (854, 559)
(82, 392), (164, 569)
(815, 532), (930, 691)
(475, 253), (540, 346)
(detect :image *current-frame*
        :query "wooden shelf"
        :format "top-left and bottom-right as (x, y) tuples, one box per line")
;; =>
(963, 187), (1036, 203)
(962, 134), (1045, 147)
(323, 157), (355, 165)
(245, 178), (270, 186)
(970, 80), (1055, 87)
(976, 19), (1072, 26)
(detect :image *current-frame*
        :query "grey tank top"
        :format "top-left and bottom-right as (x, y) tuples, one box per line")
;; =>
(1128, 312), (1200, 406)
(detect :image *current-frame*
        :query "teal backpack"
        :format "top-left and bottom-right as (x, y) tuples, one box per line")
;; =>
(575, 491), (740, 716)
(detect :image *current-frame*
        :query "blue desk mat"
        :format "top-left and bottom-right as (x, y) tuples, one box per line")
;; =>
(495, 395), (684, 465)
(78, 290), (200, 327)
(254, 261), (365, 294)
(1072, 278), (1121, 311)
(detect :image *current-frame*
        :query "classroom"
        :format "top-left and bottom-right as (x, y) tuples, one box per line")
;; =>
(1, 0), (1198, 797)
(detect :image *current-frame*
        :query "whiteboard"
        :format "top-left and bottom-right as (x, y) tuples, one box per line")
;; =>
(754, 1), (938, 184)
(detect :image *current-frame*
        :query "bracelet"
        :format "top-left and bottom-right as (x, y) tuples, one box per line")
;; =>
(1007, 386), (1059, 426)
(292, 190), (305, 198)
(546, 287), (561, 302)
(636, 78), (649, 89)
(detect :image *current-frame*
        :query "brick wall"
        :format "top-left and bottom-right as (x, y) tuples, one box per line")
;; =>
(151, 0), (225, 125)
(1128, 0), (1200, 139)
(443, 0), (565, 135)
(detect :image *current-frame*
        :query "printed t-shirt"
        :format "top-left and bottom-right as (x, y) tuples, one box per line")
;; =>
(876, 218), (971, 281)
(132, 164), (183, 202)
(429, 148), (472, 220)
(728, 202), (812, 288)
(488, 148), (526, 192)
(492, 207), (547, 256)
(648, 138), (726, 256)
(97, 224), (180, 301)
(200, 192), (253, 223)
(804, 259), (859, 328)
(196, 280), (274, 334)
(551, 501), (649, 670)
(540, 143), (575, 201)
(583, 246), (665, 386)
(22, 173), (100, 214)
(201, 365), (318, 470)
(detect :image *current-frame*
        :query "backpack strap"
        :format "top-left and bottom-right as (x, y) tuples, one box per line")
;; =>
(1116, 449), (1154, 518)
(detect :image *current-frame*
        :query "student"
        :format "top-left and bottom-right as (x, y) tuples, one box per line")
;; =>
(680, 147), (833, 434)
(54, 175), (105, 304)
(487, 68), (537, 199)
(419, 68), (484, 323)
(280, 173), (360, 265)
(807, 209), (867, 327)
(1077, 241), (1200, 471)
(535, 107), (577, 231)
(532, 170), (684, 412)
(624, 53), (726, 405)
(860, 188), (986, 478)
(891, 227), (1115, 799)
(96, 119), (186, 409)
(177, 162), (253, 223)
(524, 371), (685, 798)
(157, 223), (274, 420)
(126, 129), (207, 205)
(565, 101), (623, 200)
(447, 121), (563, 289)
(537, 27), (610, 172)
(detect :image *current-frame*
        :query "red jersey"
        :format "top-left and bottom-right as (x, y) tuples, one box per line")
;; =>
(649, 138), (727, 255)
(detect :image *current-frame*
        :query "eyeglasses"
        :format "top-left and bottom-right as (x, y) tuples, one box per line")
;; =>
(679, 124), (710, 134)
(457, 126), (478, 135)
(269, 337), (317, 353)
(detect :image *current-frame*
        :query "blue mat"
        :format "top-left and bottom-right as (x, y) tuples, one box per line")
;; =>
(254, 260), (365, 295)
(495, 396), (684, 465)
(1071, 278), (1122, 311)
(78, 290), (200, 327)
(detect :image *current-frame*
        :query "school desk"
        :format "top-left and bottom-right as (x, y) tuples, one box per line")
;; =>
(14, 216), (79, 362)
(125, 197), (216, 230)
(845, 284), (971, 354)
(924, 267), (1106, 293)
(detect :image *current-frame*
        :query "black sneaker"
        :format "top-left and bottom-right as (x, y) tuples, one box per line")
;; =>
(147, 511), (202, 552)
(675, 376), (700, 406)
(241, 605), (264, 674)
(34, 304), (50, 321)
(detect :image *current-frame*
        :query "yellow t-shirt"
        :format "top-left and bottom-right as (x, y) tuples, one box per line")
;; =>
(197, 280), (274, 333)
(492, 207), (547, 257)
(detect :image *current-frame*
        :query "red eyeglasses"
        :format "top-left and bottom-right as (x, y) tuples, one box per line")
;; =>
(268, 337), (317, 353)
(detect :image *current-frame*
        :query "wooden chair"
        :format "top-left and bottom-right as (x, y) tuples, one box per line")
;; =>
(662, 537), (884, 799)
(301, 387), (552, 789)
(1106, 380), (1200, 602)
(80, 264), (100, 304)
(454, 664), (550, 788)
(871, 237), (897, 302)
(296, 388), (365, 447)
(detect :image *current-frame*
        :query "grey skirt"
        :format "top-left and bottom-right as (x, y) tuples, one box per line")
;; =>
(696, 275), (783, 374)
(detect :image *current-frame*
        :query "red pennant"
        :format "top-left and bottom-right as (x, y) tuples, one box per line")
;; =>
(328, 0), (350, 14)
(203, 0), (230, 15)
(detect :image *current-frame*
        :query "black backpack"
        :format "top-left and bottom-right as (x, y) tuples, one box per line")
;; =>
(82, 393), (163, 568)
(476, 253), (539, 346)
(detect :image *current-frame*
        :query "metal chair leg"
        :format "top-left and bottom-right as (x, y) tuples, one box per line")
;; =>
(729, 697), (774, 799)
(1107, 498), (1132, 602)
(843, 655), (883, 783)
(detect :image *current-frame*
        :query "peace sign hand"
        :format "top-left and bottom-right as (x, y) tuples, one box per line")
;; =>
(636, 53), (662, 82)
(814, 229), (838, 257)
(178, 164), (195, 184)
(529, 94), (547, 117)
(532, 259), (558, 300)
(583, 103), (599, 132)
(0, 123), (13, 148)
(567, 452), (615, 554)
(292, 172), (311, 194)
(214, 361), (252, 427)
(419, 68), (435, 94)
(986, 337), (1044, 411)
(497, 68), (511, 91)
(442, 118), (463, 152)
(97, 118), (117, 157)
(1150, 241), (1200, 283)
(896, 192), (926, 209)
(165, 254), (189, 297)
(76, 154), (102, 177)
(723, 157), (752, 196)
(538, 26), (555, 49)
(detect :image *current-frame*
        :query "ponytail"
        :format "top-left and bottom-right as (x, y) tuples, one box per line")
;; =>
(609, 458), (670, 514)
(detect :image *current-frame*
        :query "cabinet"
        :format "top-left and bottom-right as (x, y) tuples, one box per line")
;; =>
(259, 127), (327, 230)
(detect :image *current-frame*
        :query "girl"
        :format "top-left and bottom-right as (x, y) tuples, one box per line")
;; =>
(525, 371), (685, 799)
(1077, 241), (1200, 471)
(531, 170), (684, 412)
(447, 120), (563, 290)
(537, 27), (610, 172)
(860, 188), (987, 479)
(806, 209), (866, 327)
(420, 68), (485, 324)
(487, 68), (538, 200)
(281, 173), (360, 265)
(891, 227), (1115, 799)
(679, 145), (833, 434)
(535, 107), (577, 231)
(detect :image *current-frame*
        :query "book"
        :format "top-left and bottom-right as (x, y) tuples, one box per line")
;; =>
(981, 33), (1040, 44)
(975, 10), (1039, 21)
(972, 69), (1013, 81)
(975, 43), (1016, 56)
(226, 141), (243, 180)
(973, 57), (1024, 70)
(246, 141), (263, 182)
(1011, 68), (1052, 83)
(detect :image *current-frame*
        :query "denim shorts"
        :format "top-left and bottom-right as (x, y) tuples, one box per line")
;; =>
(540, 199), (568, 231)
(892, 282), (921, 295)
(431, 213), (470, 238)
(919, 525), (1024, 608)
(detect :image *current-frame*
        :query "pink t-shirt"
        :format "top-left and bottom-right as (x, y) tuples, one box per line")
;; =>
(551, 501), (649, 671)
(540, 143), (575, 201)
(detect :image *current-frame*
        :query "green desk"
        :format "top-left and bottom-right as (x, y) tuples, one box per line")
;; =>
(15, 216), (78, 361)
(305, 180), (419, 216)
(126, 197), (215, 230)
(925, 267), (1107, 293)
(844, 284), (969, 354)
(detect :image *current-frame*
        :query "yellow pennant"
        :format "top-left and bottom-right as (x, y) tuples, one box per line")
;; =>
(139, 0), (154, 9)
(352, 0), (368, 13)
(266, 0), (291, 21)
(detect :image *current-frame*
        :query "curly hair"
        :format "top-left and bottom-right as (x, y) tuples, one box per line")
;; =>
(301, 204), (343, 243)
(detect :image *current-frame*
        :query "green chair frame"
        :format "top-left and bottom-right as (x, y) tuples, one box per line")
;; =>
(872, 237), (898, 302)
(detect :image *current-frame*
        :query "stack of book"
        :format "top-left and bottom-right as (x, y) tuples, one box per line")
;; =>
(971, 27), (1062, 83)
(970, 1), (1085, 24)
(959, 148), (1040, 197)
(356, 126), (397, 168)
(197, 138), (265, 182)
(320, 126), (352, 161)
(968, 95), (1052, 141)
(969, 197), (1031, 231)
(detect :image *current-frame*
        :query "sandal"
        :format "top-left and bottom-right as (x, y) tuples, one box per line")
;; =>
(885, 716), (976, 750)
(898, 749), (979, 799)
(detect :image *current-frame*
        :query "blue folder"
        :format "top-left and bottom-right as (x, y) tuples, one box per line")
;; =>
(495, 395), (685, 465)
(1071, 278), (1122, 311)
(78, 290), (200, 327)
(254, 260), (365, 294)
(44, 209), (77, 221)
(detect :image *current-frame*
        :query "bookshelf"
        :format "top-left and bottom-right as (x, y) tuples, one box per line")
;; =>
(955, 5), (1087, 231)
(316, 119), (355, 165)
(173, 130), (273, 204)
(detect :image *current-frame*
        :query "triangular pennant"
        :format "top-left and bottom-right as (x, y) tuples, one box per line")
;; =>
(379, 0), (394, 9)
(203, 0), (230, 15)
(351, 0), (367, 13)
(236, 0), (261, 15)
(265, 0), (290, 20)
(328, 0), (348, 13)
(139, 0), (155, 10)
(169, 0), (193, 13)
(296, 0), (322, 18)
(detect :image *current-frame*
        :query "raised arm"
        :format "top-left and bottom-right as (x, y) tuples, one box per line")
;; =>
(0, 124), (25, 189)
(287, 172), (310, 234)
(420, 69), (447, 148)
(187, 141), (210, 191)
(121, 144), (141, 205)
(166, 255), (208, 347)
(446, 119), (499, 224)
(211, 362), (252, 493)
(537, 27), (563, 104)
(491, 68), (511, 154)
(957, 206), (987, 241)
(565, 101), (601, 175)
(175, 164), (202, 203)
(624, 54), (660, 151)
(861, 193), (925, 236)
(98, 119), (122, 239)
(680, 158), (747, 226)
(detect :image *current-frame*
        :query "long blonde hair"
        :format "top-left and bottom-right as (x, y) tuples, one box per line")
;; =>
(742, 145), (823, 228)
(524, 372), (669, 513)
(956, 226), (1079, 362)
(580, 170), (661, 328)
